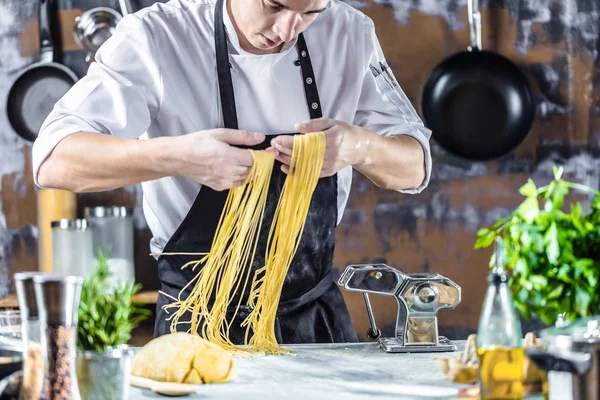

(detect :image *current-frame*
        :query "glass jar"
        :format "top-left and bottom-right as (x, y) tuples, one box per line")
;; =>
(84, 207), (135, 284)
(51, 219), (95, 278)
(37, 188), (77, 272)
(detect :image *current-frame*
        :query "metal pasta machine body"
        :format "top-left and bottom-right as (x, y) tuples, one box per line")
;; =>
(338, 264), (461, 353)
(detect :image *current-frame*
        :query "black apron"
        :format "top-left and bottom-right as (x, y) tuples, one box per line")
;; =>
(154, 0), (358, 344)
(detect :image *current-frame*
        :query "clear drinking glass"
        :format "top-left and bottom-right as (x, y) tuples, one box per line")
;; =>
(0, 310), (21, 340)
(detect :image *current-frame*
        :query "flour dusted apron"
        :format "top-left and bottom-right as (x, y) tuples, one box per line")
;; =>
(154, 0), (358, 344)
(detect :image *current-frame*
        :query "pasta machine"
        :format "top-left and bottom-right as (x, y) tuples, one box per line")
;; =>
(338, 264), (461, 353)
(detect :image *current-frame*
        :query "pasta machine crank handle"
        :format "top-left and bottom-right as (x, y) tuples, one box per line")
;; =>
(362, 293), (381, 340)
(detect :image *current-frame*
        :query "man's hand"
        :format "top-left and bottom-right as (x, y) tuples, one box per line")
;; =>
(36, 129), (267, 193)
(269, 118), (365, 177)
(174, 129), (265, 191)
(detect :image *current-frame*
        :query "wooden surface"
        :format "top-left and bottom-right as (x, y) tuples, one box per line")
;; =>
(0, 290), (158, 310)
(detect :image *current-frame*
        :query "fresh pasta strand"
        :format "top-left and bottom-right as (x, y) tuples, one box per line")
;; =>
(162, 132), (326, 358)
(243, 132), (326, 355)
(162, 149), (274, 349)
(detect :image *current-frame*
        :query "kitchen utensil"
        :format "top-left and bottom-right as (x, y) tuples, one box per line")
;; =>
(6, 0), (78, 143)
(73, 7), (122, 63)
(14, 272), (45, 400)
(130, 375), (201, 396)
(338, 264), (461, 353)
(526, 315), (600, 400)
(72, 0), (132, 63)
(33, 274), (83, 400)
(420, 0), (535, 161)
(118, 0), (132, 16)
(84, 206), (135, 283)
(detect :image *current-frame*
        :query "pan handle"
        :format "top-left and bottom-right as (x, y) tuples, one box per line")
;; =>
(119, 0), (132, 16)
(39, 0), (55, 63)
(467, 0), (482, 51)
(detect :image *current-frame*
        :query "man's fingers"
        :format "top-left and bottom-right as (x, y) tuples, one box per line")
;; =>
(294, 118), (336, 133)
(269, 136), (294, 154)
(274, 153), (292, 166)
(213, 129), (265, 146)
(228, 148), (255, 167)
(229, 165), (251, 176)
(265, 146), (280, 157)
(272, 143), (293, 157)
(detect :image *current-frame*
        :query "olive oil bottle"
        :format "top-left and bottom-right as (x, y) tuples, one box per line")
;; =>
(476, 237), (525, 400)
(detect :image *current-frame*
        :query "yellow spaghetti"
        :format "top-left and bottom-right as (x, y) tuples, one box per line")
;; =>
(162, 132), (326, 356)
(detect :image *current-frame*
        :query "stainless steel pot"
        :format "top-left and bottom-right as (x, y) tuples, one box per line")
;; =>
(526, 315), (600, 400)
(73, 7), (122, 62)
(73, 0), (132, 63)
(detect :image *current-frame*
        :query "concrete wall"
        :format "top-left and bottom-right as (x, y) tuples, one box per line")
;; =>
(1, 0), (598, 340)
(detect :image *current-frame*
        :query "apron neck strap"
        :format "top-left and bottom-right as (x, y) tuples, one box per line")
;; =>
(214, 0), (323, 129)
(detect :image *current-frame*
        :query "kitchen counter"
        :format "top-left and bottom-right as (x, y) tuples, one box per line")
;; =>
(129, 341), (545, 400)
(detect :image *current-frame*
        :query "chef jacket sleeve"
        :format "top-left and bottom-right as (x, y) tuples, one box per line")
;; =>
(32, 14), (162, 186)
(352, 18), (432, 194)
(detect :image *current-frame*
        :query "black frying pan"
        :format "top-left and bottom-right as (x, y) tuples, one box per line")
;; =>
(7, 0), (78, 143)
(421, 0), (535, 161)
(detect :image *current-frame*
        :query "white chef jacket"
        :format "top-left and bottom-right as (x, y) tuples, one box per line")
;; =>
(33, 0), (432, 257)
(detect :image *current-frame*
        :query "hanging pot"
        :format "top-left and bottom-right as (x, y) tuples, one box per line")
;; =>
(73, 7), (122, 63)
(420, 0), (535, 161)
(72, 0), (132, 63)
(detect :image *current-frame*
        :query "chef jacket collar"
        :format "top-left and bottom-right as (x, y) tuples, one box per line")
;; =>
(222, 0), (299, 56)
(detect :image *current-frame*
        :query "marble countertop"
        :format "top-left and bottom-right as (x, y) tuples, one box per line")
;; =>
(129, 341), (545, 400)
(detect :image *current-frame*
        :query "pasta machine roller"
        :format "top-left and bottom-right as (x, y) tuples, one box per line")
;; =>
(338, 264), (461, 353)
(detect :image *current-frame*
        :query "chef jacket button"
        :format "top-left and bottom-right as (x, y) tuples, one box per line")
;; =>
(294, 59), (301, 66)
(301, 50), (307, 57)
(306, 77), (313, 84)
(311, 102), (319, 110)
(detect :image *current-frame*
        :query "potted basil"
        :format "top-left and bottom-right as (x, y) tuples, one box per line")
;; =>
(475, 166), (600, 326)
(76, 250), (150, 400)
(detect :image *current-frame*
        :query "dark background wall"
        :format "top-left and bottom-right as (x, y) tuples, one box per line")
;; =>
(1, 0), (598, 341)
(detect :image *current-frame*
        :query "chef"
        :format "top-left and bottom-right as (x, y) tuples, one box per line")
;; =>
(33, 0), (432, 344)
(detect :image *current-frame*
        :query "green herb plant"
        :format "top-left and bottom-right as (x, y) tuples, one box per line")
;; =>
(475, 166), (600, 325)
(77, 250), (151, 352)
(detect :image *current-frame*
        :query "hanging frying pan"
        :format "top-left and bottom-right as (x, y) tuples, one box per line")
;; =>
(7, 0), (78, 143)
(420, 0), (535, 161)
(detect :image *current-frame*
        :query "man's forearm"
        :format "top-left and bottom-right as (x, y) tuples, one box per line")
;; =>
(36, 132), (177, 192)
(351, 129), (426, 191)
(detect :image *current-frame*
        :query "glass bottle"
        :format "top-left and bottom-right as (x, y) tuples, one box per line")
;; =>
(477, 237), (525, 399)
